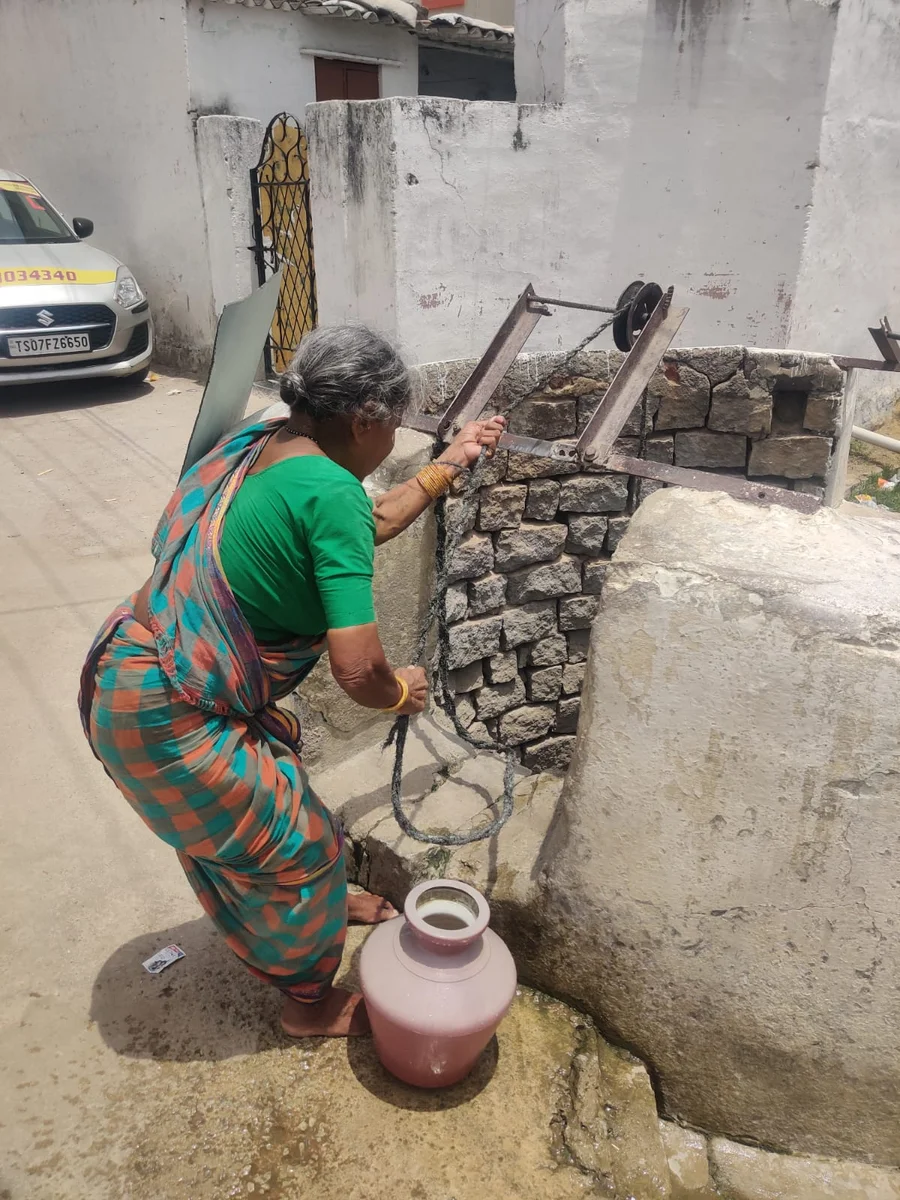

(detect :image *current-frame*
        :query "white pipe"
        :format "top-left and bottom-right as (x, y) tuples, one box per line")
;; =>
(852, 425), (900, 454)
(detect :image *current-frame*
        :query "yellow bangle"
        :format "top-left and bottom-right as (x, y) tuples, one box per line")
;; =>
(382, 673), (409, 713)
(415, 463), (455, 501)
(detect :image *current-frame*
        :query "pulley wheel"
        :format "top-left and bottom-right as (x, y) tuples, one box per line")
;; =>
(613, 280), (663, 351)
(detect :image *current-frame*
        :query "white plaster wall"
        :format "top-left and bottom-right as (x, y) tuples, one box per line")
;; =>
(195, 116), (264, 315)
(790, 0), (900, 427)
(0, 0), (217, 371)
(185, 0), (419, 125)
(309, 0), (838, 365)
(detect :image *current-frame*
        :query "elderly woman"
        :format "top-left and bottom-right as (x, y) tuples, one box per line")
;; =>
(79, 326), (504, 1038)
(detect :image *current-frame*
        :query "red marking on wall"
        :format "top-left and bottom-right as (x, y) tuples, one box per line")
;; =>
(418, 291), (445, 309)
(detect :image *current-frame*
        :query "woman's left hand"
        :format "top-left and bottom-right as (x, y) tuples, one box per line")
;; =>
(443, 415), (506, 469)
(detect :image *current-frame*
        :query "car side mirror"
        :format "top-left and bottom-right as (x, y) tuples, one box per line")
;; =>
(72, 217), (94, 239)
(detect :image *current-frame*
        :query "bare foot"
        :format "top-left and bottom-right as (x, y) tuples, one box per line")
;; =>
(347, 889), (399, 924)
(281, 987), (370, 1037)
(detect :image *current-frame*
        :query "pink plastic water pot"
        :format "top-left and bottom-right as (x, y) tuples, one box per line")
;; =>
(359, 879), (517, 1088)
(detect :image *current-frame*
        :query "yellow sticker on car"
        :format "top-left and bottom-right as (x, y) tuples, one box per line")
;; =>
(0, 267), (116, 287)
(0, 181), (40, 196)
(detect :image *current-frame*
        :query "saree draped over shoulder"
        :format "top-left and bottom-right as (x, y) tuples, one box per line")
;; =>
(78, 419), (347, 1001)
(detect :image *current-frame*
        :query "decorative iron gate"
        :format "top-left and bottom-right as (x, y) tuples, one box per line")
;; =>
(250, 112), (317, 376)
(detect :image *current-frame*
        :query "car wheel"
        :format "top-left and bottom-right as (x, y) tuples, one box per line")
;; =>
(126, 366), (150, 385)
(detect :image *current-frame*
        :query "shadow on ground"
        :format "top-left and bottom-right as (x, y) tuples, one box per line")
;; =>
(91, 917), (498, 1107)
(91, 917), (286, 1061)
(0, 374), (154, 418)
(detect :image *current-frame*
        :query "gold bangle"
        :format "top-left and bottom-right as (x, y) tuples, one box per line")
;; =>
(415, 463), (455, 501)
(381, 673), (409, 713)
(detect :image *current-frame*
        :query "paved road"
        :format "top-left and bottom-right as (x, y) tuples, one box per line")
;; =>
(0, 372), (262, 1197)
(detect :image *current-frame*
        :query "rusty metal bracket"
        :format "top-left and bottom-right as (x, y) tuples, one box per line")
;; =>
(833, 316), (900, 373)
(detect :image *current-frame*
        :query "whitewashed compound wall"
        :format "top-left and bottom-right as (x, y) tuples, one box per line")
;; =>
(308, 0), (900, 423)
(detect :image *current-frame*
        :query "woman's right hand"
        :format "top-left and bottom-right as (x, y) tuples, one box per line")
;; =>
(394, 666), (428, 715)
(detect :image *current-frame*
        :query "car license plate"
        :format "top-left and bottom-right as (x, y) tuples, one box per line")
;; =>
(8, 332), (91, 357)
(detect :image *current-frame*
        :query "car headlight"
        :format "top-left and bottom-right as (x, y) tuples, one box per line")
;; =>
(114, 267), (144, 308)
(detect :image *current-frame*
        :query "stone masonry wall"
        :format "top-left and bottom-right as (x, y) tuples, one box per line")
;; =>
(411, 346), (846, 771)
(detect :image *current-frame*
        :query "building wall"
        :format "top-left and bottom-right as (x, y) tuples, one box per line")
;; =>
(309, 0), (839, 366)
(0, 0), (218, 370)
(790, 0), (900, 426)
(184, 0), (419, 124)
(424, 0), (515, 23)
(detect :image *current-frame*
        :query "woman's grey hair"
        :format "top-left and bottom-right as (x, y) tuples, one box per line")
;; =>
(280, 325), (411, 425)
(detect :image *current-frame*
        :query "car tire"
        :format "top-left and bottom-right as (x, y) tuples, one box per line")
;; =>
(126, 366), (150, 385)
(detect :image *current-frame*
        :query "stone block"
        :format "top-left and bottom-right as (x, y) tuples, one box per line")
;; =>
(499, 704), (556, 745)
(667, 346), (744, 386)
(745, 350), (843, 393)
(558, 474), (629, 514)
(445, 582), (468, 624)
(524, 479), (560, 520)
(559, 596), (601, 631)
(523, 736), (576, 772)
(540, 373), (603, 397)
(502, 601), (558, 649)
(445, 494), (477, 539)
(659, 1122), (718, 1200)
(447, 616), (503, 669)
(565, 514), (609, 556)
(708, 373), (773, 437)
(486, 651), (518, 684)
(562, 663), (586, 694)
(567, 629), (591, 662)
(476, 676), (526, 720)
(469, 572), (507, 616)
(508, 397), (577, 439)
(506, 555), (582, 605)
(651, 362), (710, 430)
(506, 451), (579, 481)
(526, 633), (568, 666)
(476, 484), (527, 532)
(556, 696), (581, 734)
(645, 434), (675, 464)
(527, 665), (563, 702)
(607, 515), (631, 554)
(674, 429), (748, 469)
(583, 559), (609, 594)
(449, 660), (483, 694)
(454, 693), (476, 728)
(793, 480), (825, 499)
(576, 387), (607, 433)
(636, 479), (667, 505)
(709, 1138), (900, 1200)
(475, 449), (508, 487)
(447, 533), (493, 582)
(748, 435), (831, 480)
(804, 391), (842, 435)
(495, 522), (568, 571)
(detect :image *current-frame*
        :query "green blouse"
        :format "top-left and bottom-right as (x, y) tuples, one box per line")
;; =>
(218, 455), (376, 642)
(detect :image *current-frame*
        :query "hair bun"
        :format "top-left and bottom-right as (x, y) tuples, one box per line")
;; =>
(280, 367), (311, 411)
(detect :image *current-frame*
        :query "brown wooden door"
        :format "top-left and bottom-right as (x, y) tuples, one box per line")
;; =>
(315, 58), (380, 101)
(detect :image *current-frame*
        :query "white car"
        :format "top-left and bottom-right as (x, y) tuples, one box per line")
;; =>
(0, 169), (152, 385)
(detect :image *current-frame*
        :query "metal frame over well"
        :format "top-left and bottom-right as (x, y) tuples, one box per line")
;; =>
(405, 283), (825, 515)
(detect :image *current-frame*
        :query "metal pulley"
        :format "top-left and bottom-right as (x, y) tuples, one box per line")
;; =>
(612, 280), (665, 352)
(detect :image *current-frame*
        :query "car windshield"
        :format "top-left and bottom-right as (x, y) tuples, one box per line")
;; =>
(0, 181), (75, 244)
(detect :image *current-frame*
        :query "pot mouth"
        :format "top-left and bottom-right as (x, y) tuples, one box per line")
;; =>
(404, 880), (490, 945)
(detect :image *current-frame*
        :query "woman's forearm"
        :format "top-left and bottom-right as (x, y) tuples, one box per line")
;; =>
(372, 476), (435, 545)
(326, 625), (402, 708)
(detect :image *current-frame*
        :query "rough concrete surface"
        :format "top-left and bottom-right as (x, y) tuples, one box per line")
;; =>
(536, 488), (900, 1164)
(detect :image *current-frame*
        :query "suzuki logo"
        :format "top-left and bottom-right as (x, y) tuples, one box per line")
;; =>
(36, 310), (55, 327)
